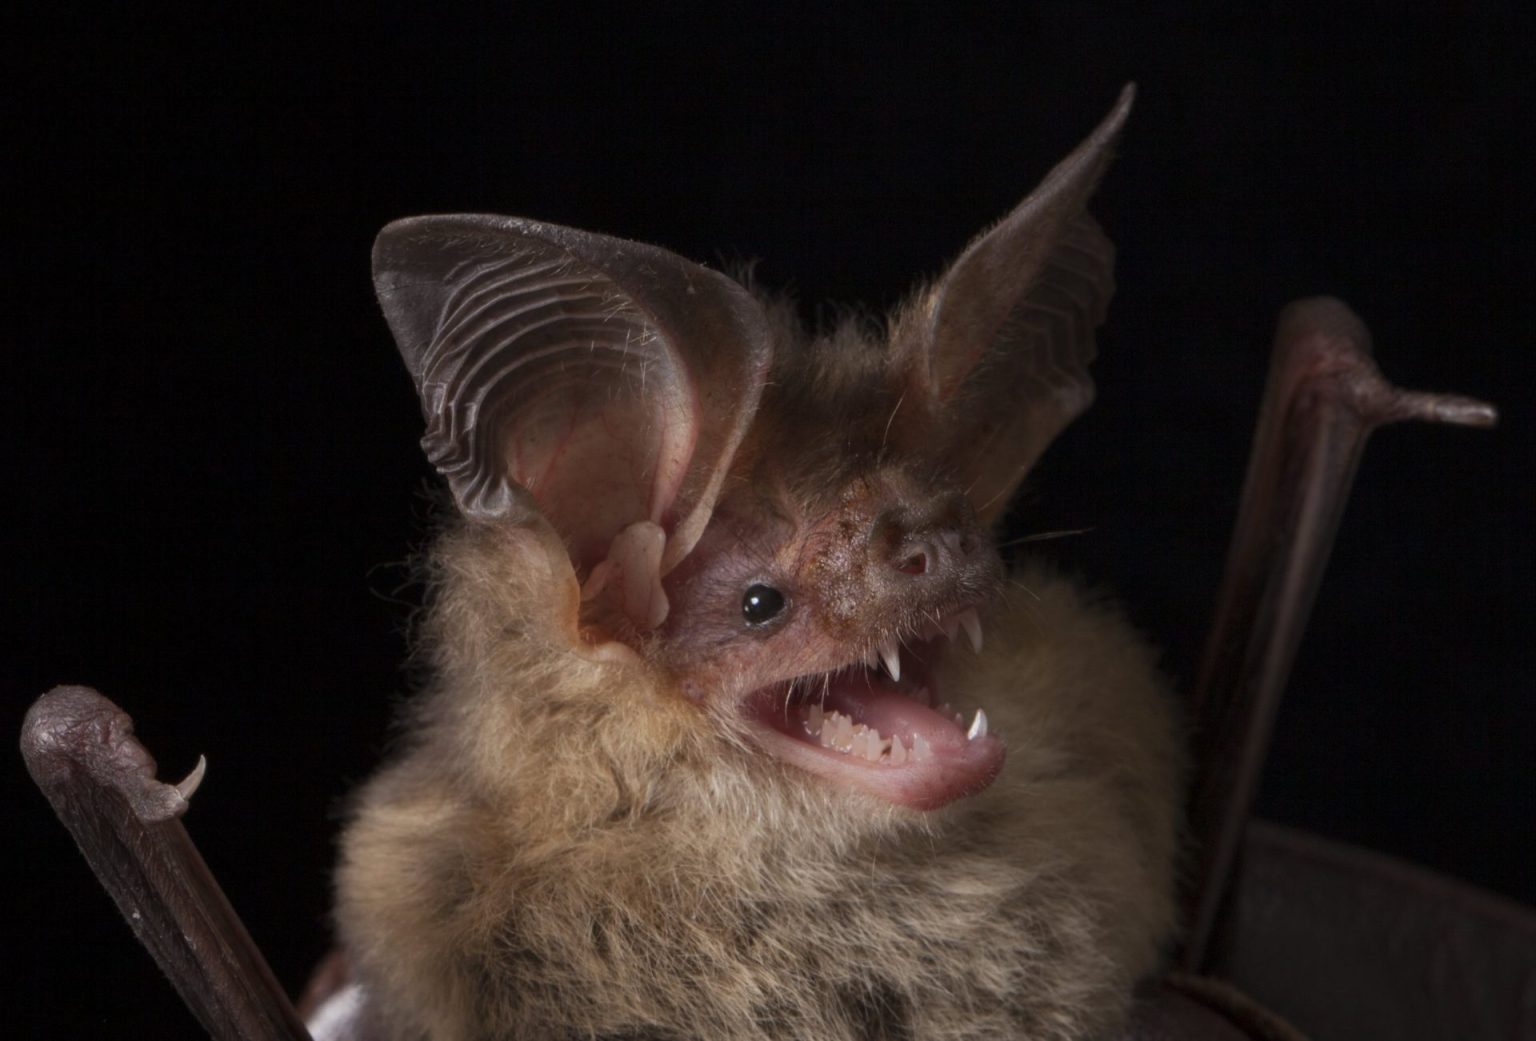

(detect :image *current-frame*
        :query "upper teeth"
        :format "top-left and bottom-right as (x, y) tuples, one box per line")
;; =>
(958, 609), (983, 652)
(807, 607), (991, 763)
(877, 637), (902, 681)
(914, 608), (983, 653)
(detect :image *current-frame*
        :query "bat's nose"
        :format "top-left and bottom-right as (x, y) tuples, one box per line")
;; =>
(890, 528), (977, 576)
(871, 493), (987, 581)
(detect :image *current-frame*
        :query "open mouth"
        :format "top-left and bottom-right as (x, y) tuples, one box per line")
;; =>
(743, 607), (1005, 809)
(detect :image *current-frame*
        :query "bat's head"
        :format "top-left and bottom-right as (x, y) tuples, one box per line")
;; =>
(371, 87), (1131, 812)
(659, 421), (1007, 809)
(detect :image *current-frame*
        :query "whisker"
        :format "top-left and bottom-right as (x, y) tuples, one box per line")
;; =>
(1009, 578), (1043, 602)
(996, 527), (1093, 550)
(877, 392), (906, 463)
(975, 484), (1009, 516)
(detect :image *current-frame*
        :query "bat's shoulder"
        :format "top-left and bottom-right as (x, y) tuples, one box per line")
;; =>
(987, 559), (1169, 700)
(965, 558), (1185, 805)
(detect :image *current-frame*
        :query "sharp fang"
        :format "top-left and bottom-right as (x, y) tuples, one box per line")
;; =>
(878, 638), (901, 682)
(943, 618), (959, 642)
(889, 735), (908, 765)
(807, 703), (825, 736)
(966, 708), (988, 741)
(959, 609), (983, 652)
(175, 755), (208, 801)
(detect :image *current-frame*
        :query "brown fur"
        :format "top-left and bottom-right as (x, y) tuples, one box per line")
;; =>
(336, 496), (1182, 1041)
(340, 89), (1180, 1040)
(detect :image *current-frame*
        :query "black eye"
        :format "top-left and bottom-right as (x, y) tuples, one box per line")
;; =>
(741, 584), (786, 626)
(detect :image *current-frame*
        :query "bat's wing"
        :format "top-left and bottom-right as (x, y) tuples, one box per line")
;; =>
(1181, 297), (1497, 970)
(21, 685), (313, 1041)
(373, 215), (773, 627)
(895, 85), (1130, 525)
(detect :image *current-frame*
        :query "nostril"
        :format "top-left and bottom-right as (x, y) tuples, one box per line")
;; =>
(895, 550), (928, 576)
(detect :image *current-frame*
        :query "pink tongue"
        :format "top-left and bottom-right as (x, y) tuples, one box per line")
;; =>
(822, 681), (968, 753)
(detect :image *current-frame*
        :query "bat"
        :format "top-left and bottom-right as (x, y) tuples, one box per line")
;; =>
(325, 83), (1182, 1041)
(20, 84), (1498, 1041)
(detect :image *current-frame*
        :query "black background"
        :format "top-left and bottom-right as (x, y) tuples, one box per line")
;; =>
(8, 5), (1532, 1038)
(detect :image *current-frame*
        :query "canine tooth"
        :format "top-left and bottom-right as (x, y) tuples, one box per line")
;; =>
(943, 618), (959, 642)
(878, 638), (901, 682)
(966, 708), (988, 741)
(959, 609), (983, 652)
(889, 736), (908, 765)
(911, 733), (932, 761)
(807, 703), (825, 736)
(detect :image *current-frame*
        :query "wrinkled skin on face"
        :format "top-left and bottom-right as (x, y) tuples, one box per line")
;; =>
(651, 357), (1010, 808)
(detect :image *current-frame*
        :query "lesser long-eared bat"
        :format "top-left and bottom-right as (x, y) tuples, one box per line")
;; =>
(21, 82), (1501, 1041)
(318, 84), (1185, 1041)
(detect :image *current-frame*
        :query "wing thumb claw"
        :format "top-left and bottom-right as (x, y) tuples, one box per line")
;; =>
(175, 755), (208, 802)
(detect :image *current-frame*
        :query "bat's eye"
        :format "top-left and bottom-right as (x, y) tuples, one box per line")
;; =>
(741, 584), (787, 626)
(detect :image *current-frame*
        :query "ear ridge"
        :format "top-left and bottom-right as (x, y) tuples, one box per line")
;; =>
(925, 85), (1129, 401)
(961, 214), (1114, 524)
(906, 86), (1130, 524)
(372, 215), (772, 594)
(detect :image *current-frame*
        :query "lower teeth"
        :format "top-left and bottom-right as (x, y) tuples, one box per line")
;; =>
(803, 707), (932, 763)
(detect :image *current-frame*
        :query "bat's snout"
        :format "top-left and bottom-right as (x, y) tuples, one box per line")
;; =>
(889, 528), (980, 577)
(869, 493), (1000, 596)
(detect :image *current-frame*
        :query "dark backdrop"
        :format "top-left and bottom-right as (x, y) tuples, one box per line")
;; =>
(9, 6), (1532, 1038)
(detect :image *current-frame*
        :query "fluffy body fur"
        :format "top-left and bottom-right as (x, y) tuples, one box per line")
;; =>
(337, 88), (1182, 1041)
(337, 524), (1182, 1041)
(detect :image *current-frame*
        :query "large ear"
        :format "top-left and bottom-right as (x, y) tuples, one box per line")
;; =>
(373, 215), (772, 627)
(898, 85), (1132, 525)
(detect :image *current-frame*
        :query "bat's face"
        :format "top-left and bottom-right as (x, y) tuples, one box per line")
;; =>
(657, 451), (1006, 809)
(334, 91), (1191, 1041)
(370, 87), (1132, 814)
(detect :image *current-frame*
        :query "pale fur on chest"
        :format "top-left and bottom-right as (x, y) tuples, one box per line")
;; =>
(336, 530), (1183, 1041)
